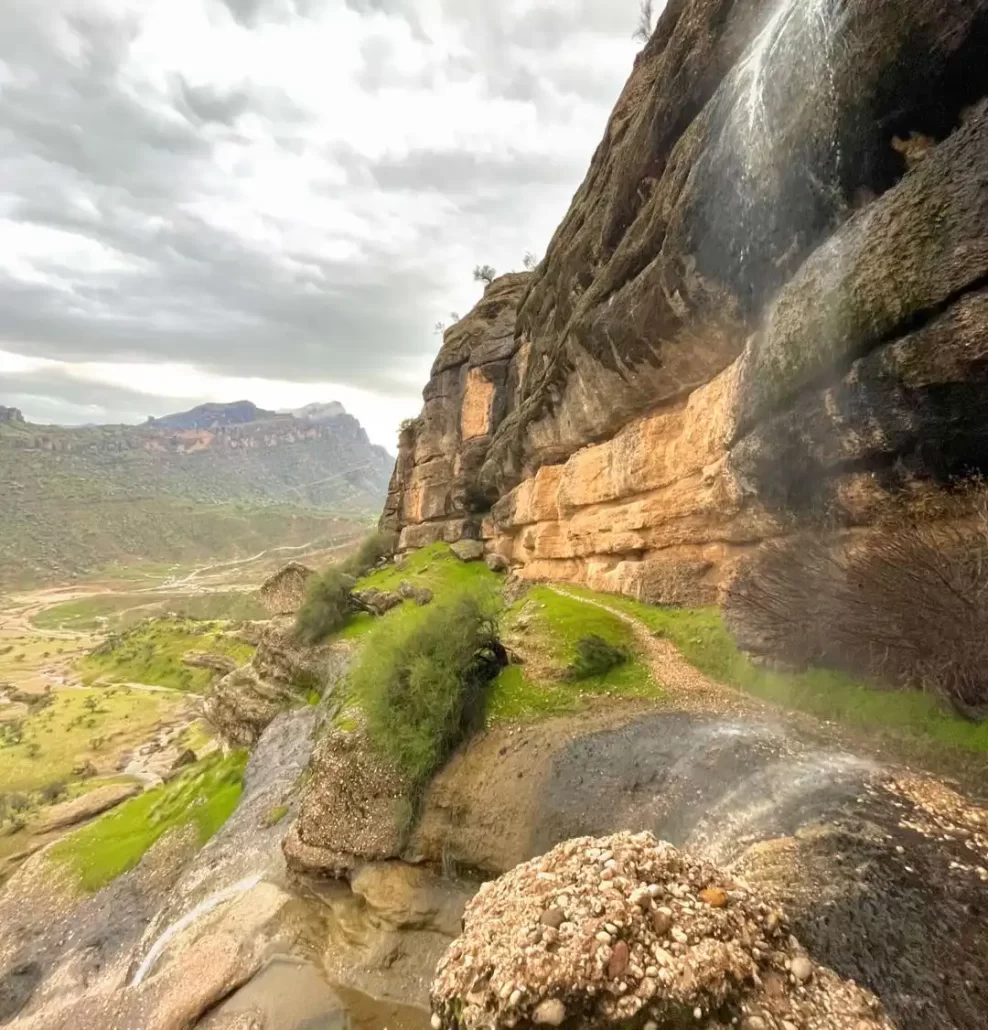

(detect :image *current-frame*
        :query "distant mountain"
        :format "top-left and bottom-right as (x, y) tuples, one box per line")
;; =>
(148, 400), (277, 430)
(286, 401), (346, 421)
(0, 404), (394, 587)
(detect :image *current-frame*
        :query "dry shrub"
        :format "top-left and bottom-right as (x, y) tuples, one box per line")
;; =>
(726, 514), (988, 719)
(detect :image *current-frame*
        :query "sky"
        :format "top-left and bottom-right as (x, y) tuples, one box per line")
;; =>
(0, 0), (647, 449)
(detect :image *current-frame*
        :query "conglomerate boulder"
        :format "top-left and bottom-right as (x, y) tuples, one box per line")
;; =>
(431, 832), (893, 1030)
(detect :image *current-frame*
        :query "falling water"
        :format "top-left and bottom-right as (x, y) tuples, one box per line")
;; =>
(730, 0), (842, 175)
(130, 873), (264, 987)
(684, 752), (875, 866)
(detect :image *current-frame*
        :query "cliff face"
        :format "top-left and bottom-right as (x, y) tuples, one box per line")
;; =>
(385, 0), (988, 604)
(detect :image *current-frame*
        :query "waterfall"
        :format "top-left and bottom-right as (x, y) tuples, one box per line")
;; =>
(732, 0), (841, 174)
(130, 873), (264, 987)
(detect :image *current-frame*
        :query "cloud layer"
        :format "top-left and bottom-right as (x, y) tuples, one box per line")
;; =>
(0, 0), (645, 446)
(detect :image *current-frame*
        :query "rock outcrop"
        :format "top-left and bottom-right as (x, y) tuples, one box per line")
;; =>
(258, 562), (314, 616)
(431, 831), (892, 1030)
(283, 724), (413, 877)
(203, 628), (344, 747)
(383, 0), (988, 605)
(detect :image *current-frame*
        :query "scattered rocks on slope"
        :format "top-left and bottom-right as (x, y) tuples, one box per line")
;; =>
(182, 652), (239, 677)
(431, 831), (892, 1030)
(351, 588), (404, 616)
(398, 581), (434, 606)
(283, 724), (412, 878)
(486, 553), (510, 574)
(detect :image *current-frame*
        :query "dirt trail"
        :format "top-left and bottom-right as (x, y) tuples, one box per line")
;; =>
(550, 586), (764, 719)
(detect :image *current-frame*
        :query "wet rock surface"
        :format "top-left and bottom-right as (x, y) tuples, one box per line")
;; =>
(432, 831), (892, 1030)
(413, 707), (988, 1030)
(382, 0), (988, 605)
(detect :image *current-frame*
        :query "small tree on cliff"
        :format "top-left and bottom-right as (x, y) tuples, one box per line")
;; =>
(523, 251), (538, 270)
(633, 0), (654, 43)
(473, 264), (496, 286)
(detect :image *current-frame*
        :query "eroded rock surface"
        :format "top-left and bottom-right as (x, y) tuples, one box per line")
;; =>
(432, 831), (892, 1030)
(383, 0), (988, 603)
(203, 627), (346, 747)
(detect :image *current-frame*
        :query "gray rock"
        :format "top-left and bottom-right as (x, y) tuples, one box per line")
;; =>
(485, 553), (510, 574)
(450, 540), (485, 563)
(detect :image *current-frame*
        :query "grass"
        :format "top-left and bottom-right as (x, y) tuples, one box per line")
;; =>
(77, 618), (254, 692)
(566, 588), (988, 756)
(33, 591), (268, 633)
(0, 687), (182, 793)
(487, 587), (661, 722)
(50, 750), (247, 892)
(317, 543), (501, 645)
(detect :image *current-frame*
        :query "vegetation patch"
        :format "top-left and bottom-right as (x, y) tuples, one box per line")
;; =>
(51, 750), (247, 892)
(349, 591), (506, 789)
(340, 530), (397, 578)
(305, 543), (500, 645)
(487, 588), (660, 722)
(568, 588), (988, 757)
(294, 568), (354, 644)
(0, 687), (181, 794)
(78, 618), (254, 692)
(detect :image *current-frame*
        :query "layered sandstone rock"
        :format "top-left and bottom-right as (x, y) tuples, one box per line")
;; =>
(383, 0), (988, 602)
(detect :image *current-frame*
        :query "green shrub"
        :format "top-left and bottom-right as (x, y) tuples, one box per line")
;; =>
(349, 591), (506, 789)
(342, 530), (397, 578)
(294, 568), (353, 645)
(563, 635), (630, 682)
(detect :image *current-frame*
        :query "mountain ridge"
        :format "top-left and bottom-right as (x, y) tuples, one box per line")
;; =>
(0, 403), (393, 587)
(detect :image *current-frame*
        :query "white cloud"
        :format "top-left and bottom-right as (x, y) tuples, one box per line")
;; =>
(0, 0), (647, 443)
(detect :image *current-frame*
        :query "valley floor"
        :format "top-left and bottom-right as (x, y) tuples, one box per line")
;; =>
(0, 543), (985, 1030)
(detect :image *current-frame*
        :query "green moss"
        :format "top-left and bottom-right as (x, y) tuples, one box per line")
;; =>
(261, 803), (289, 828)
(50, 751), (247, 892)
(77, 618), (254, 692)
(566, 588), (988, 756)
(326, 544), (500, 643)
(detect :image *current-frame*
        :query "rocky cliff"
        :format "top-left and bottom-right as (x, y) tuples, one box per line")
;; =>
(384, 0), (988, 605)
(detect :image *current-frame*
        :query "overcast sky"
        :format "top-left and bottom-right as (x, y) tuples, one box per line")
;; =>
(0, 0), (646, 448)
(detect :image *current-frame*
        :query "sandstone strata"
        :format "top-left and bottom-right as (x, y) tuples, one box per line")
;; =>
(383, 0), (988, 603)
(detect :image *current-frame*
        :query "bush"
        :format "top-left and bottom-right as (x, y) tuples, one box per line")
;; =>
(726, 521), (988, 719)
(563, 635), (630, 682)
(342, 530), (397, 578)
(349, 591), (507, 789)
(294, 568), (353, 645)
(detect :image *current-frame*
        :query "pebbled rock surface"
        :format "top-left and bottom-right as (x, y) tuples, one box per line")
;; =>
(283, 723), (413, 878)
(431, 831), (892, 1030)
(382, 0), (988, 604)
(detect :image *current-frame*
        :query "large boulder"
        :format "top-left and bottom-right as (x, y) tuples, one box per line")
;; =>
(431, 832), (893, 1030)
(283, 725), (413, 878)
(258, 562), (315, 617)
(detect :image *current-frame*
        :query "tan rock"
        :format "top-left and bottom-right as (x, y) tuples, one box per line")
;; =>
(35, 783), (141, 833)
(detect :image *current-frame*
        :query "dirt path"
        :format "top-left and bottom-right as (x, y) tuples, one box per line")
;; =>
(550, 586), (767, 720)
